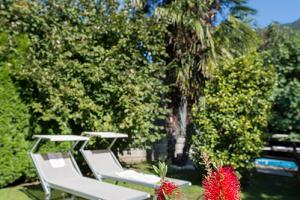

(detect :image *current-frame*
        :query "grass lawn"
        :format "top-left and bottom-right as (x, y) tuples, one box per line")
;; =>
(0, 162), (299, 200)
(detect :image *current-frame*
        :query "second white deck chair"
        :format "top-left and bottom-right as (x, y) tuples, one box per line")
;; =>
(80, 132), (191, 189)
(30, 135), (150, 200)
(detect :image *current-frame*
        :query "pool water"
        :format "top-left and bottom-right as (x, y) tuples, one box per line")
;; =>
(255, 158), (298, 171)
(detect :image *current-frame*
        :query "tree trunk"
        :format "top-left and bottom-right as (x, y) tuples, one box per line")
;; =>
(174, 95), (188, 163)
(166, 94), (190, 165)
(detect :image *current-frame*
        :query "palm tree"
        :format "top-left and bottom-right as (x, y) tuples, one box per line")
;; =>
(132, 0), (257, 164)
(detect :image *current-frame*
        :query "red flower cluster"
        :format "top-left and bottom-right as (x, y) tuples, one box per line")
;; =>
(156, 180), (178, 200)
(203, 166), (240, 200)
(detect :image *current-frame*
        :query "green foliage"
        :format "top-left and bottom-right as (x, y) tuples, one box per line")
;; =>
(1, 0), (168, 147)
(144, 0), (256, 98)
(191, 53), (275, 177)
(215, 17), (259, 58)
(150, 0), (215, 107)
(153, 161), (168, 180)
(261, 25), (300, 135)
(0, 32), (30, 188)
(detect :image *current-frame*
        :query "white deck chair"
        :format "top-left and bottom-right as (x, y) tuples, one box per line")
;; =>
(80, 132), (192, 189)
(30, 135), (150, 200)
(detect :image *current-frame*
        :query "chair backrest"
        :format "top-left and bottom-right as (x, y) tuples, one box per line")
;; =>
(82, 149), (123, 175)
(32, 153), (81, 182)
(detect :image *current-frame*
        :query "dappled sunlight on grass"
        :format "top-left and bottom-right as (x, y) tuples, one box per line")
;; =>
(0, 183), (80, 200)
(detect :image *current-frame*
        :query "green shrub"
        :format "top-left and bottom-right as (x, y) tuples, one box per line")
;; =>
(0, 32), (30, 188)
(191, 53), (275, 177)
(1, 1), (168, 147)
(262, 25), (300, 135)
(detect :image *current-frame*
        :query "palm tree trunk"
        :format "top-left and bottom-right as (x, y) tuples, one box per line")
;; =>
(169, 94), (189, 165)
(174, 95), (187, 158)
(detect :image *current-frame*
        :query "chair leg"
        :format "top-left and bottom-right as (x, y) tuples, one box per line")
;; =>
(41, 181), (51, 200)
(45, 192), (51, 200)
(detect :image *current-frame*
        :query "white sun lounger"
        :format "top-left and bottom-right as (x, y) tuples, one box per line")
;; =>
(30, 135), (150, 200)
(80, 132), (192, 189)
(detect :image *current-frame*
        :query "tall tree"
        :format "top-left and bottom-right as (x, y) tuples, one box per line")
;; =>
(0, 32), (30, 188)
(1, 0), (168, 147)
(134, 0), (257, 164)
(261, 24), (300, 136)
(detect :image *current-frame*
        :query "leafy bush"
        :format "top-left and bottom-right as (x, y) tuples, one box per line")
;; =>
(0, 32), (30, 188)
(191, 53), (275, 177)
(261, 25), (300, 135)
(1, 1), (168, 147)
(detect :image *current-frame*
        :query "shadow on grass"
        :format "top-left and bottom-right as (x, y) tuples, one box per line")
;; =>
(243, 173), (300, 200)
(20, 183), (76, 200)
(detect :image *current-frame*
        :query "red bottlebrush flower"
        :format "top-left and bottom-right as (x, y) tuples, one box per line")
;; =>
(156, 180), (178, 200)
(203, 166), (240, 200)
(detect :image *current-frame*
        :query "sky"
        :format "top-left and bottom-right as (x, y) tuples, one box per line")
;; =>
(247, 0), (300, 27)
(118, 0), (300, 27)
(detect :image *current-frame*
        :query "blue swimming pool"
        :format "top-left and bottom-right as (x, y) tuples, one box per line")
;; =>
(255, 158), (298, 171)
